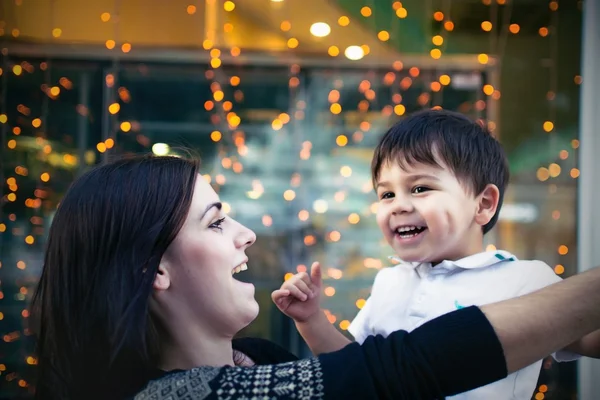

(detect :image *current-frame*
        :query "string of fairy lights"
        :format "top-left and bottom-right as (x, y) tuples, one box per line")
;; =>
(0, 0), (584, 395)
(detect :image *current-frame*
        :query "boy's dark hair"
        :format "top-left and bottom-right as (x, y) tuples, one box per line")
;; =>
(371, 109), (509, 234)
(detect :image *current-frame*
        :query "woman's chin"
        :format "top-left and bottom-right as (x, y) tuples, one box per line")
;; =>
(237, 298), (260, 330)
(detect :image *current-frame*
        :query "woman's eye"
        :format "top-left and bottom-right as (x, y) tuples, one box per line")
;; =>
(210, 217), (225, 230)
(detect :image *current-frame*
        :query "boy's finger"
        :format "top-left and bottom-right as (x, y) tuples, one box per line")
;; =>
(271, 289), (290, 301)
(310, 262), (322, 287)
(285, 284), (308, 301)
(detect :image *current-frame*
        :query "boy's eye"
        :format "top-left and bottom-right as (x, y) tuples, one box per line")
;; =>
(412, 186), (430, 194)
(380, 192), (394, 200)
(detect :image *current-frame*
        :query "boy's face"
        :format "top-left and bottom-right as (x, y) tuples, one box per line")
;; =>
(375, 160), (497, 263)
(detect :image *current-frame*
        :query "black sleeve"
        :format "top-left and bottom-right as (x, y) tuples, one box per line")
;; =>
(232, 337), (299, 364)
(135, 306), (508, 400)
(318, 305), (507, 399)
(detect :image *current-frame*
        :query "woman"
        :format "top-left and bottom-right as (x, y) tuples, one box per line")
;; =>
(31, 155), (600, 399)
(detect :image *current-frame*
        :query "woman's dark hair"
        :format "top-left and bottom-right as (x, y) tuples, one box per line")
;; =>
(31, 154), (200, 399)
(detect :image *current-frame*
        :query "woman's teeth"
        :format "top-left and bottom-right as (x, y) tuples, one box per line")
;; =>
(232, 263), (248, 275)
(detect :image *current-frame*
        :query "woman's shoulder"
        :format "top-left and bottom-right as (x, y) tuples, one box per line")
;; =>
(134, 358), (325, 400)
(133, 366), (221, 400)
(232, 336), (299, 364)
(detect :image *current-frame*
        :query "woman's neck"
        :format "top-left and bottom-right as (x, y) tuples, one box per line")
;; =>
(158, 327), (235, 371)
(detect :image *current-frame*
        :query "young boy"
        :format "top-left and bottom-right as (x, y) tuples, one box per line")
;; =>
(272, 109), (600, 399)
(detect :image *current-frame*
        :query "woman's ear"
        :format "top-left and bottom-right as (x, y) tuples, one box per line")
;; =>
(153, 261), (171, 291)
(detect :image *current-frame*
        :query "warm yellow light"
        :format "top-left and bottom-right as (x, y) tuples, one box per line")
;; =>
(310, 22), (331, 37)
(509, 23), (520, 34)
(213, 90), (224, 101)
(328, 46), (339, 57)
(444, 21), (454, 31)
(0, 114), (6, 124)
(283, 190), (296, 201)
(432, 35), (443, 46)
(52, 28), (62, 38)
(280, 21), (291, 31)
(558, 245), (568, 255)
(287, 38), (299, 48)
(396, 7), (408, 18)
(313, 199), (328, 213)
(394, 104), (406, 115)
(330, 103), (342, 114)
(483, 84), (494, 96)
(570, 168), (580, 178)
(344, 46), (364, 60)
(536, 167), (550, 182)
(348, 213), (360, 224)
(152, 143), (170, 156)
(13, 65), (23, 76)
(272, 119), (283, 130)
(108, 103), (120, 114)
(336, 135), (348, 146)
(539, 27), (549, 37)
(360, 6), (372, 17)
(338, 16), (350, 26)
(121, 43), (132, 53)
(481, 21), (493, 31)
(120, 121), (131, 132)
(224, 1), (235, 11)
(32, 118), (42, 128)
(433, 11), (444, 21)
(543, 121), (554, 132)
(101, 12), (111, 22)
(430, 49), (442, 59)
(211, 131), (222, 142)
(105, 40), (116, 50)
(378, 30), (390, 41)
(439, 75), (451, 85)
(478, 53), (489, 64)
(50, 86), (60, 96)
(548, 163), (561, 177)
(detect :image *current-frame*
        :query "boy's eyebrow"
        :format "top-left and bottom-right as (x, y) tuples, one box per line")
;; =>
(407, 173), (440, 182)
(376, 174), (440, 188)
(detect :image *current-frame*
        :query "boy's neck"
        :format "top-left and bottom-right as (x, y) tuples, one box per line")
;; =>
(430, 242), (487, 267)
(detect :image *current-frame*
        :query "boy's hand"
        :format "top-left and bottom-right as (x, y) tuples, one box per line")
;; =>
(272, 262), (322, 323)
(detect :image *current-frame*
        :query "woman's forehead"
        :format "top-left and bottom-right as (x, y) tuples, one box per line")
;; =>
(190, 177), (220, 211)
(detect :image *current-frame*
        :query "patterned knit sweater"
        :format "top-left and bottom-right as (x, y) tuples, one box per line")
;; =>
(134, 307), (507, 400)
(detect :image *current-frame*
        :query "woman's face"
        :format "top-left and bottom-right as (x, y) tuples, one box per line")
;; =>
(158, 176), (258, 337)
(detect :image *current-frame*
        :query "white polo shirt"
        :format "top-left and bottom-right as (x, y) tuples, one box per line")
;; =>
(348, 250), (579, 400)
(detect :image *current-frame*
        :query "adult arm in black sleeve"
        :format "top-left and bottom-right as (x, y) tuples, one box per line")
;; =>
(136, 266), (600, 400)
(135, 307), (505, 400)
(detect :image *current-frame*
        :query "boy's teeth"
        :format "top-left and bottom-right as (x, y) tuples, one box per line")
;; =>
(398, 226), (416, 232)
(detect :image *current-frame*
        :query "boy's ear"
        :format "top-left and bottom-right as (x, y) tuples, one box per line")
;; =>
(475, 184), (500, 227)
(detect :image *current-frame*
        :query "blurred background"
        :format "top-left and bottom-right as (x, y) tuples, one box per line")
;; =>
(0, 0), (590, 398)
